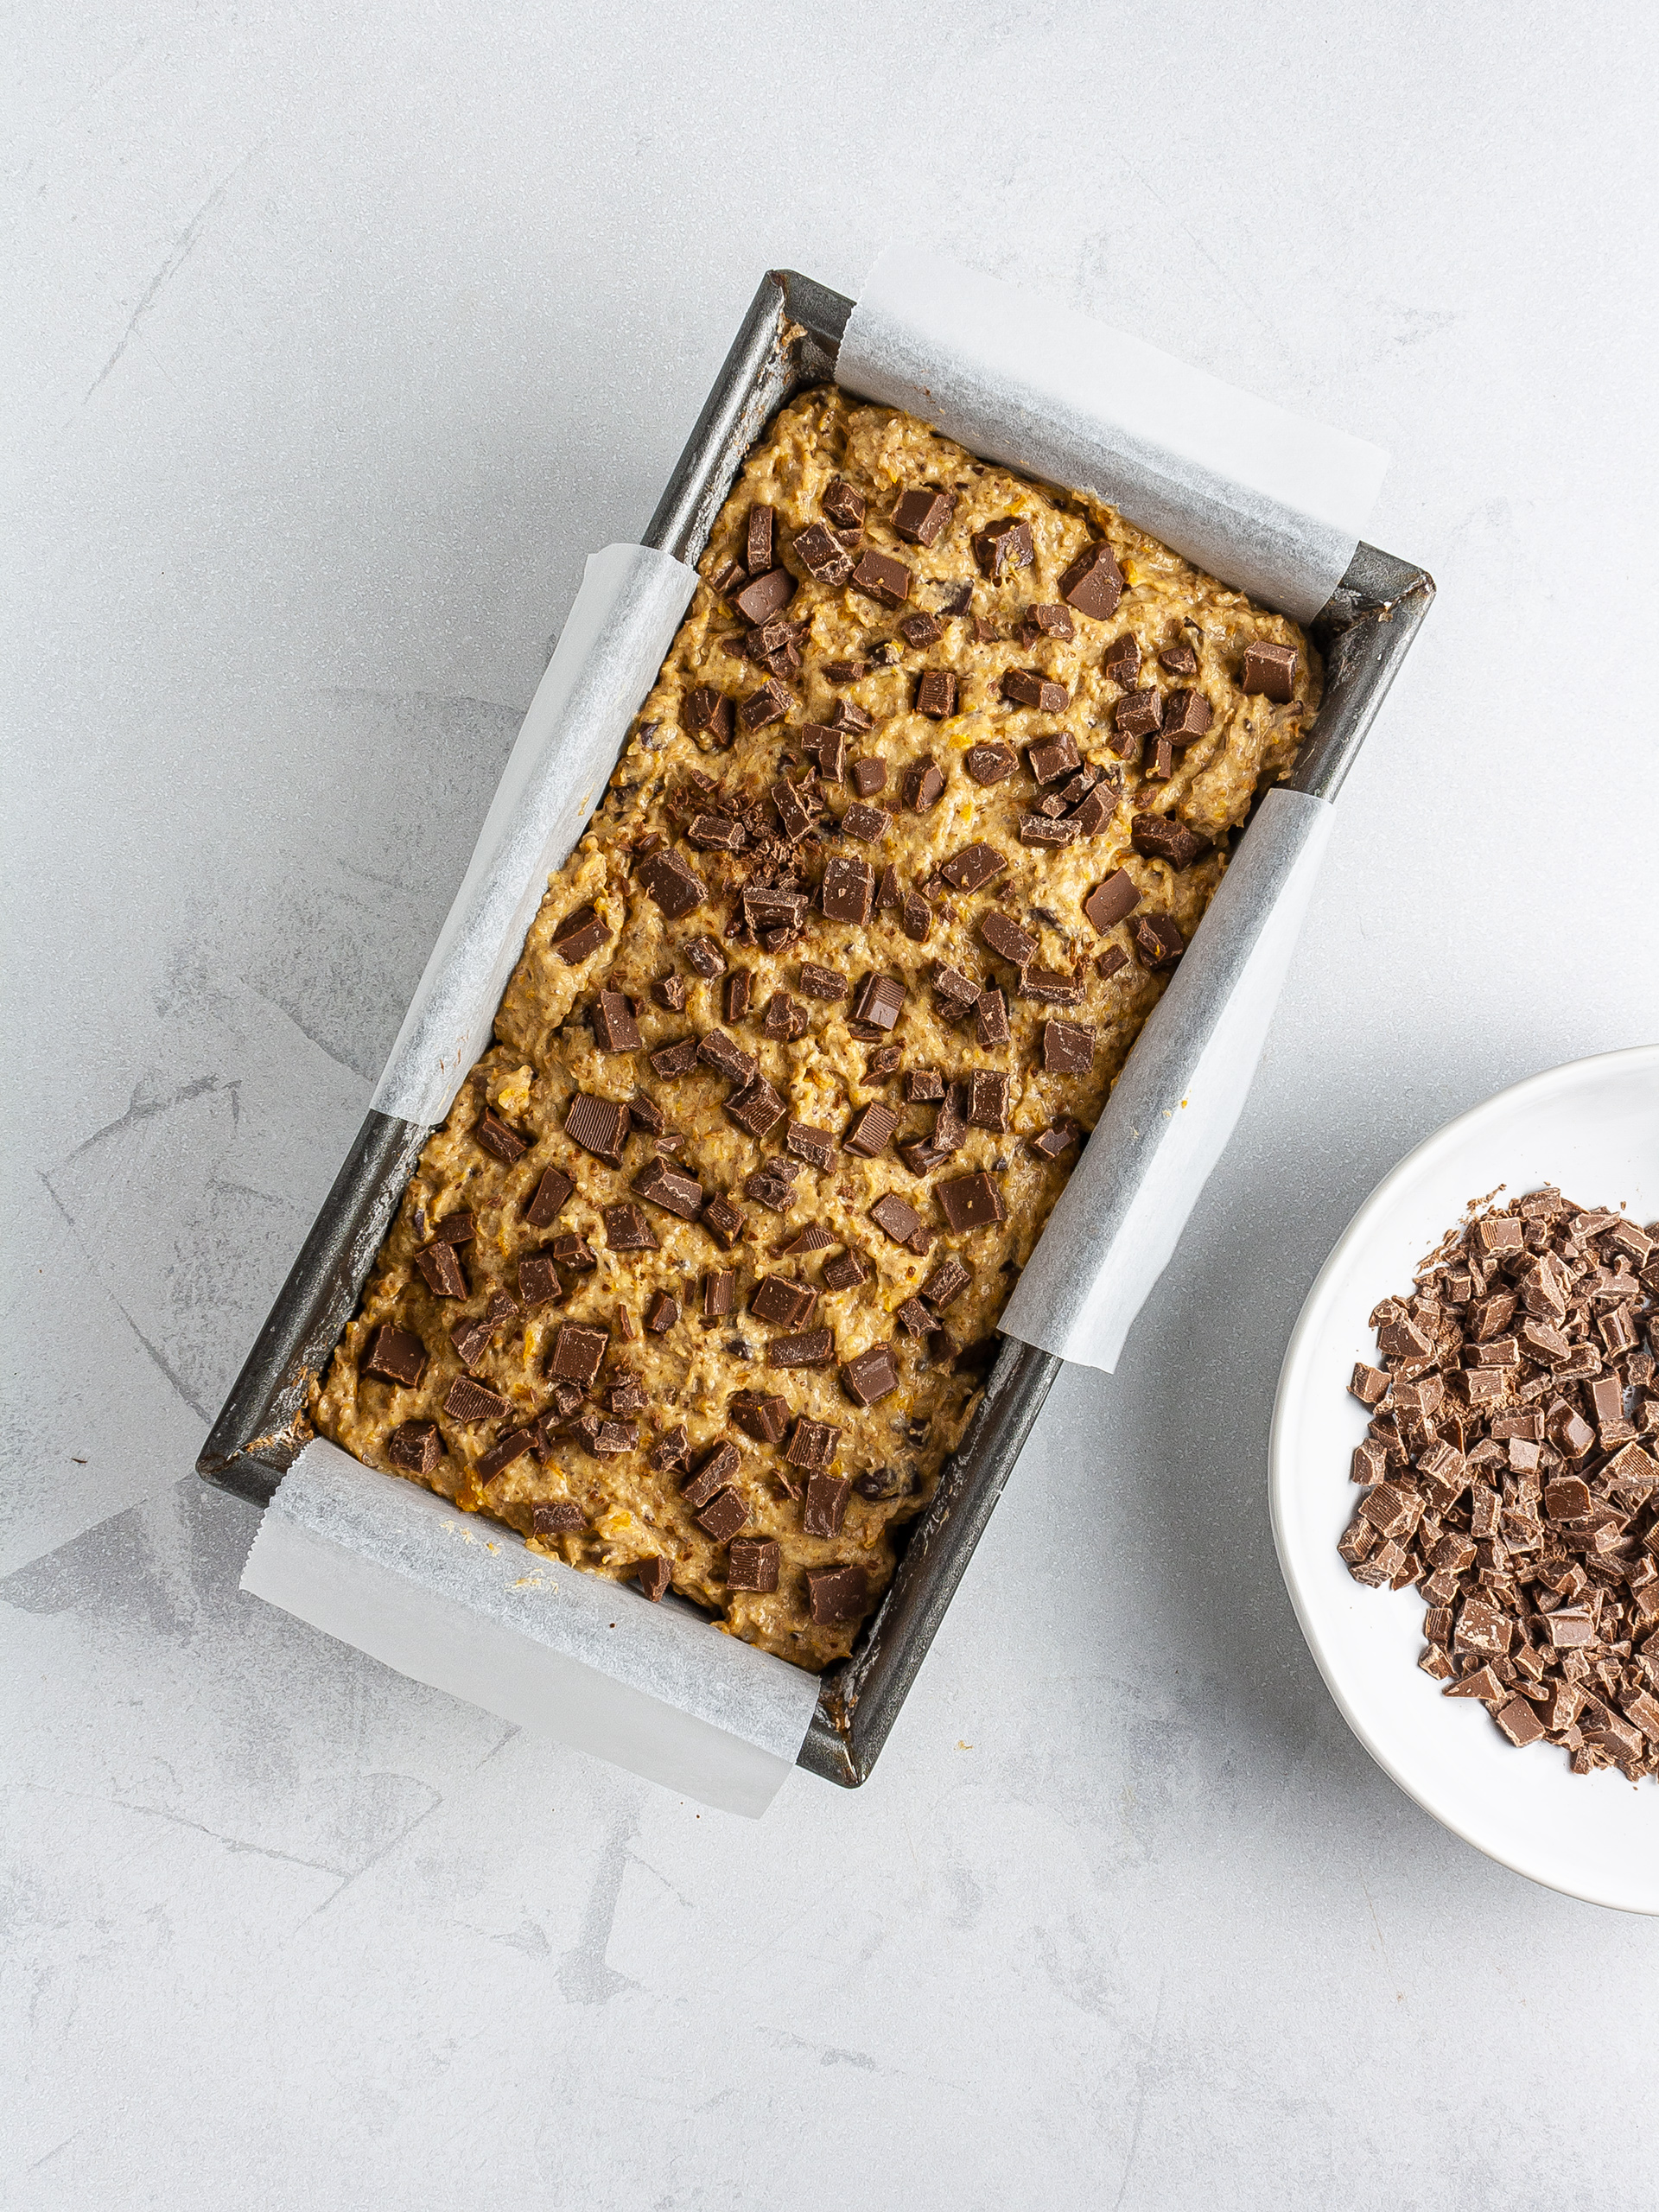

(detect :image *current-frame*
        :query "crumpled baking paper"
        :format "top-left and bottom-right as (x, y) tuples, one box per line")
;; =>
(836, 245), (1389, 623)
(244, 1440), (823, 1816)
(999, 787), (1335, 1371)
(371, 542), (696, 1128)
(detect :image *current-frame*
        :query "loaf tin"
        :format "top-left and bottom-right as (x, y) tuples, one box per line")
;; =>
(199, 269), (1434, 1787)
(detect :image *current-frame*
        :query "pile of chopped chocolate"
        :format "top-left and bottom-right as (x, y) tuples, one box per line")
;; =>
(1340, 1187), (1659, 1780)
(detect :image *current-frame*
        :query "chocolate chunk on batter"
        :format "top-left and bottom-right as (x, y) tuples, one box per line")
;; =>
(387, 1421), (442, 1475)
(362, 1324), (428, 1388)
(1058, 541), (1124, 620)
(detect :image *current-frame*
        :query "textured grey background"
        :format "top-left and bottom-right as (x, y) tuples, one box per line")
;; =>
(4, 3), (1658, 2206)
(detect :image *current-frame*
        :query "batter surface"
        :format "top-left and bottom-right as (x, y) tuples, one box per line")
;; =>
(311, 386), (1319, 1670)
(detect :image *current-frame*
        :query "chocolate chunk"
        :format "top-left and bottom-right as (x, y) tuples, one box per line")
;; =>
(964, 742), (1018, 785)
(590, 989), (641, 1052)
(840, 801), (891, 842)
(1113, 691), (1164, 752)
(1242, 639), (1297, 701)
(636, 849), (706, 919)
(1096, 946), (1128, 982)
(635, 1557), (672, 1603)
(386, 1420), (442, 1476)
(431, 1211), (476, 1245)
(443, 1372), (510, 1424)
(967, 1071), (1010, 1130)
(782, 1223), (835, 1255)
(739, 679), (791, 733)
(1130, 912), (1185, 968)
(752, 1276), (818, 1330)
(829, 697), (875, 735)
(361, 1323), (428, 1389)
(632, 1156), (704, 1220)
(476, 1427), (537, 1480)
(551, 903), (611, 964)
(683, 685), (734, 745)
(901, 892), (932, 943)
(1020, 602), (1076, 645)
(1102, 633), (1141, 688)
(792, 521), (855, 584)
(745, 1151), (798, 1211)
(803, 1471), (853, 1539)
(415, 1241), (468, 1300)
(697, 1030), (756, 1083)
(644, 1290), (680, 1336)
(802, 723), (847, 783)
(904, 760), (947, 814)
(874, 866), (901, 912)
(821, 478), (865, 531)
(1026, 730), (1082, 785)
(1067, 783), (1116, 836)
(1083, 869), (1141, 931)
(474, 1105), (530, 1164)
(798, 960), (848, 1001)
(682, 1441), (741, 1510)
(702, 1194), (746, 1249)
(550, 1234), (596, 1274)
(530, 1501), (585, 1537)
(746, 884), (810, 936)
(849, 550), (912, 607)
(806, 1563), (870, 1625)
(564, 1092), (629, 1166)
(919, 1257), (970, 1313)
(771, 777), (814, 844)
(844, 1103), (899, 1158)
(702, 1268), (735, 1319)
(686, 812), (742, 852)
(514, 1251), (558, 1309)
(841, 1344), (900, 1407)
(973, 517), (1034, 581)
(849, 757), (887, 798)
(1162, 689), (1213, 742)
(726, 1077), (788, 1141)
(733, 568), (796, 626)
(1130, 813), (1210, 869)
(1058, 540), (1124, 620)
(931, 963), (982, 1014)
(822, 1247), (873, 1292)
(727, 1536), (780, 1592)
(938, 1172), (1006, 1232)
(1041, 1019), (1096, 1074)
(745, 505), (775, 576)
(626, 1090), (666, 1138)
(649, 1036), (700, 1078)
(1019, 814), (1081, 848)
(938, 842), (1007, 892)
(784, 1120), (838, 1171)
(849, 972), (906, 1032)
(1001, 669), (1069, 713)
(866, 1195), (920, 1249)
(602, 1203), (658, 1252)
(721, 968), (752, 1023)
(761, 992), (805, 1042)
(524, 1164), (575, 1230)
(1020, 966), (1084, 1004)
(549, 1321), (607, 1386)
(895, 1296), (934, 1337)
(767, 1328), (835, 1370)
(892, 486), (957, 545)
(449, 1316), (493, 1372)
(729, 1389), (790, 1445)
(976, 988), (1010, 1048)
(901, 613), (944, 649)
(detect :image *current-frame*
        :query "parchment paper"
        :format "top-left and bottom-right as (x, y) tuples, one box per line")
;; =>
(244, 1440), (822, 1816)
(999, 787), (1335, 1371)
(371, 542), (696, 1128)
(836, 245), (1389, 623)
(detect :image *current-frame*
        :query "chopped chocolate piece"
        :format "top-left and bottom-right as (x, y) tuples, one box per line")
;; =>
(841, 1344), (901, 1408)
(904, 760), (947, 811)
(564, 1092), (629, 1166)
(720, 969), (751, 1025)
(1130, 912), (1186, 968)
(849, 550), (912, 607)
(1026, 730), (1082, 785)
(1067, 784), (1116, 837)
(442, 1372), (510, 1425)
(683, 936), (728, 982)
(602, 1203), (658, 1252)
(1020, 602), (1077, 644)
(849, 758), (888, 799)
(919, 1258), (969, 1313)
(1242, 639), (1297, 701)
(733, 568), (796, 626)
(1160, 640), (1198, 676)
(801, 1471), (853, 1539)
(821, 477), (865, 531)
(362, 1323), (428, 1389)
(752, 1276), (818, 1330)
(938, 842), (1007, 892)
(476, 1427), (537, 1480)
(635, 1557), (672, 1603)
(449, 1315), (494, 1372)
(738, 678), (791, 734)
(475, 1105), (531, 1165)
(694, 1268), (734, 1325)
(844, 1103), (899, 1158)
(823, 1249), (873, 1294)
(743, 1160), (798, 1216)
(901, 613), (944, 650)
(729, 1389), (790, 1445)
(1162, 689), (1213, 742)
(793, 521), (855, 586)
(896, 1295), (934, 1338)
(1056, 540), (1124, 620)
(590, 988), (641, 1052)
(636, 849), (706, 918)
(523, 1164), (575, 1230)
(632, 1156), (704, 1220)
(1142, 736), (1175, 782)
(683, 684), (734, 745)
(870, 1192), (925, 1247)
(802, 724), (847, 782)
(849, 971), (906, 1032)
(963, 742), (1018, 786)
(901, 892), (932, 942)
(906, 1070), (945, 1103)
(514, 1251), (559, 1309)
(702, 1194), (746, 1248)
(938, 1172), (1007, 1233)
(686, 812), (743, 852)
(973, 516), (1034, 581)
(798, 959), (848, 1001)
(969, 988), (1007, 1048)
(727, 1535), (780, 1592)
(415, 1241), (468, 1300)
(1041, 1019), (1096, 1074)
(1083, 869), (1141, 932)
(979, 912), (1038, 968)
(967, 1071), (1010, 1131)
(762, 994), (807, 1041)
(386, 1420), (442, 1476)
(431, 1211), (476, 1246)
(780, 1120), (837, 1173)
(551, 903), (611, 964)
(771, 777), (814, 844)
(767, 1328), (836, 1370)
(1021, 967), (1085, 1005)
(695, 1030), (753, 1084)
(682, 1441), (741, 1510)
(1114, 689), (1164, 744)
(1001, 669), (1069, 713)
(650, 1036), (700, 1078)
(530, 1501), (585, 1537)
(1019, 814), (1081, 848)
(1096, 945), (1128, 982)
(1101, 633), (1141, 688)
(549, 1321), (607, 1386)
(550, 1234), (596, 1276)
(932, 963), (982, 1014)
(1032, 1118), (1083, 1160)
(840, 801), (891, 842)
(746, 505), (775, 577)
(892, 486), (957, 545)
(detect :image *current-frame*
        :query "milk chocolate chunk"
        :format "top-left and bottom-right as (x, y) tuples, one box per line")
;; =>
(1020, 966), (1084, 1004)
(637, 849), (707, 921)
(726, 1077), (788, 1141)
(745, 504), (775, 576)
(738, 679), (791, 734)
(1161, 689), (1213, 742)
(1130, 814), (1209, 869)
(803, 723), (847, 782)
(1056, 540), (1124, 620)
(652, 975), (688, 1014)
(476, 1427), (537, 1481)
(964, 743), (1017, 785)
(966, 1071), (1010, 1132)
(1041, 1020), (1096, 1074)
(1111, 692), (1163, 751)
(806, 1562), (870, 1626)
(683, 1441), (741, 1510)
(387, 1420), (442, 1476)
(430, 1210), (476, 1246)
(1242, 639), (1297, 702)
(969, 988), (1007, 1048)
(521, 1164), (575, 1230)
(776, 1119), (835, 1174)
(1096, 946), (1128, 981)
(727, 1536), (780, 1592)
(702, 1194), (746, 1248)
(1032, 1119), (1082, 1160)
(639, 1289), (679, 1337)
(1160, 640), (1198, 676)
(1083, 869), (1141, 931)
(932, 963), (982, 1015)
(870, 1192), (925, 1247)
(564, 1092), (629, 1166)
(552, 903), (611, 964)
(978, 912), (1037, 968)
(1001, 670), (1068, 714)
(841, 1344), (900, 1407)
(550, 1321), (607, 1386)
(635, 1556), (672, 1603)
(443, 1372), (511, 1426)
(822, 1247), (873, 1292)
(632, 1156), (704, 1220)
(842, 760), (886, 804)
(601, 1203), (657, 1253)
(701, 1268), (735, 1320)
(590, 988), (642, 1052)
(1494, 1696), (1548, 1749)
(474, 1105), (530, 1165)
(1102, 633), (1141, 687)
(651, 1037), (702, 1082)
(849, 550), (912, 607)
(892, 486), (957, 545)
(790, 517), (855, 583)
(362, 1323), (429, 1389)
(1018, 814), (1080, 848)
(838, 1102), (896, 1160)
(1067, 783), (1116, 837)
(683, 684), (734, 744)
(752, 1276), (818, 1330)
(510, 1251), (556, 1309)
(767, 1328), (835, 1370)
(449, 1315), (495, 1372)
(906, 1070), (945, 1103)
(904, 760), (947, 812)
(850, 971), (906, 1031)
(901, 613), (945, 650)
(744, 1162), (797, 1219)
(938, 842), (1007, 892)
(415, 1241), (468, 1300)
(896, 1296), (933, 1338)
(819, 477), (865, 531)
(733, 567), (796, 626)
(938, 1172), (1007, 1232)
(683, 936), (728, 982)
(803, 1471), (853, 1539)
(973, 516), (1034, 581)
(1026, 730), (1082, 785)
(1126, 911), (1178, 962)
(790, 959), (842, 1005)
(530, 1501), (585, 1537)
(841, 799), (894, 843)
(729, 1389), (790, 1444)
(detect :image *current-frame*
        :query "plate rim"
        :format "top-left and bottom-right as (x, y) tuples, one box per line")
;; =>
(1268, 1041), (1659, 1915)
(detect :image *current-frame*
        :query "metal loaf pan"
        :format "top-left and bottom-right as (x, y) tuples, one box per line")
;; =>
(199, 269), (1434, 1788)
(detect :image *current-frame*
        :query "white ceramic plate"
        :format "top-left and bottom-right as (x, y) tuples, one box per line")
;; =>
(1270, 1045), (1659, 1913)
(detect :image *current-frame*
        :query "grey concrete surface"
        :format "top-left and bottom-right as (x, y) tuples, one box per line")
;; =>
(3, 3), (1657, 2206)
